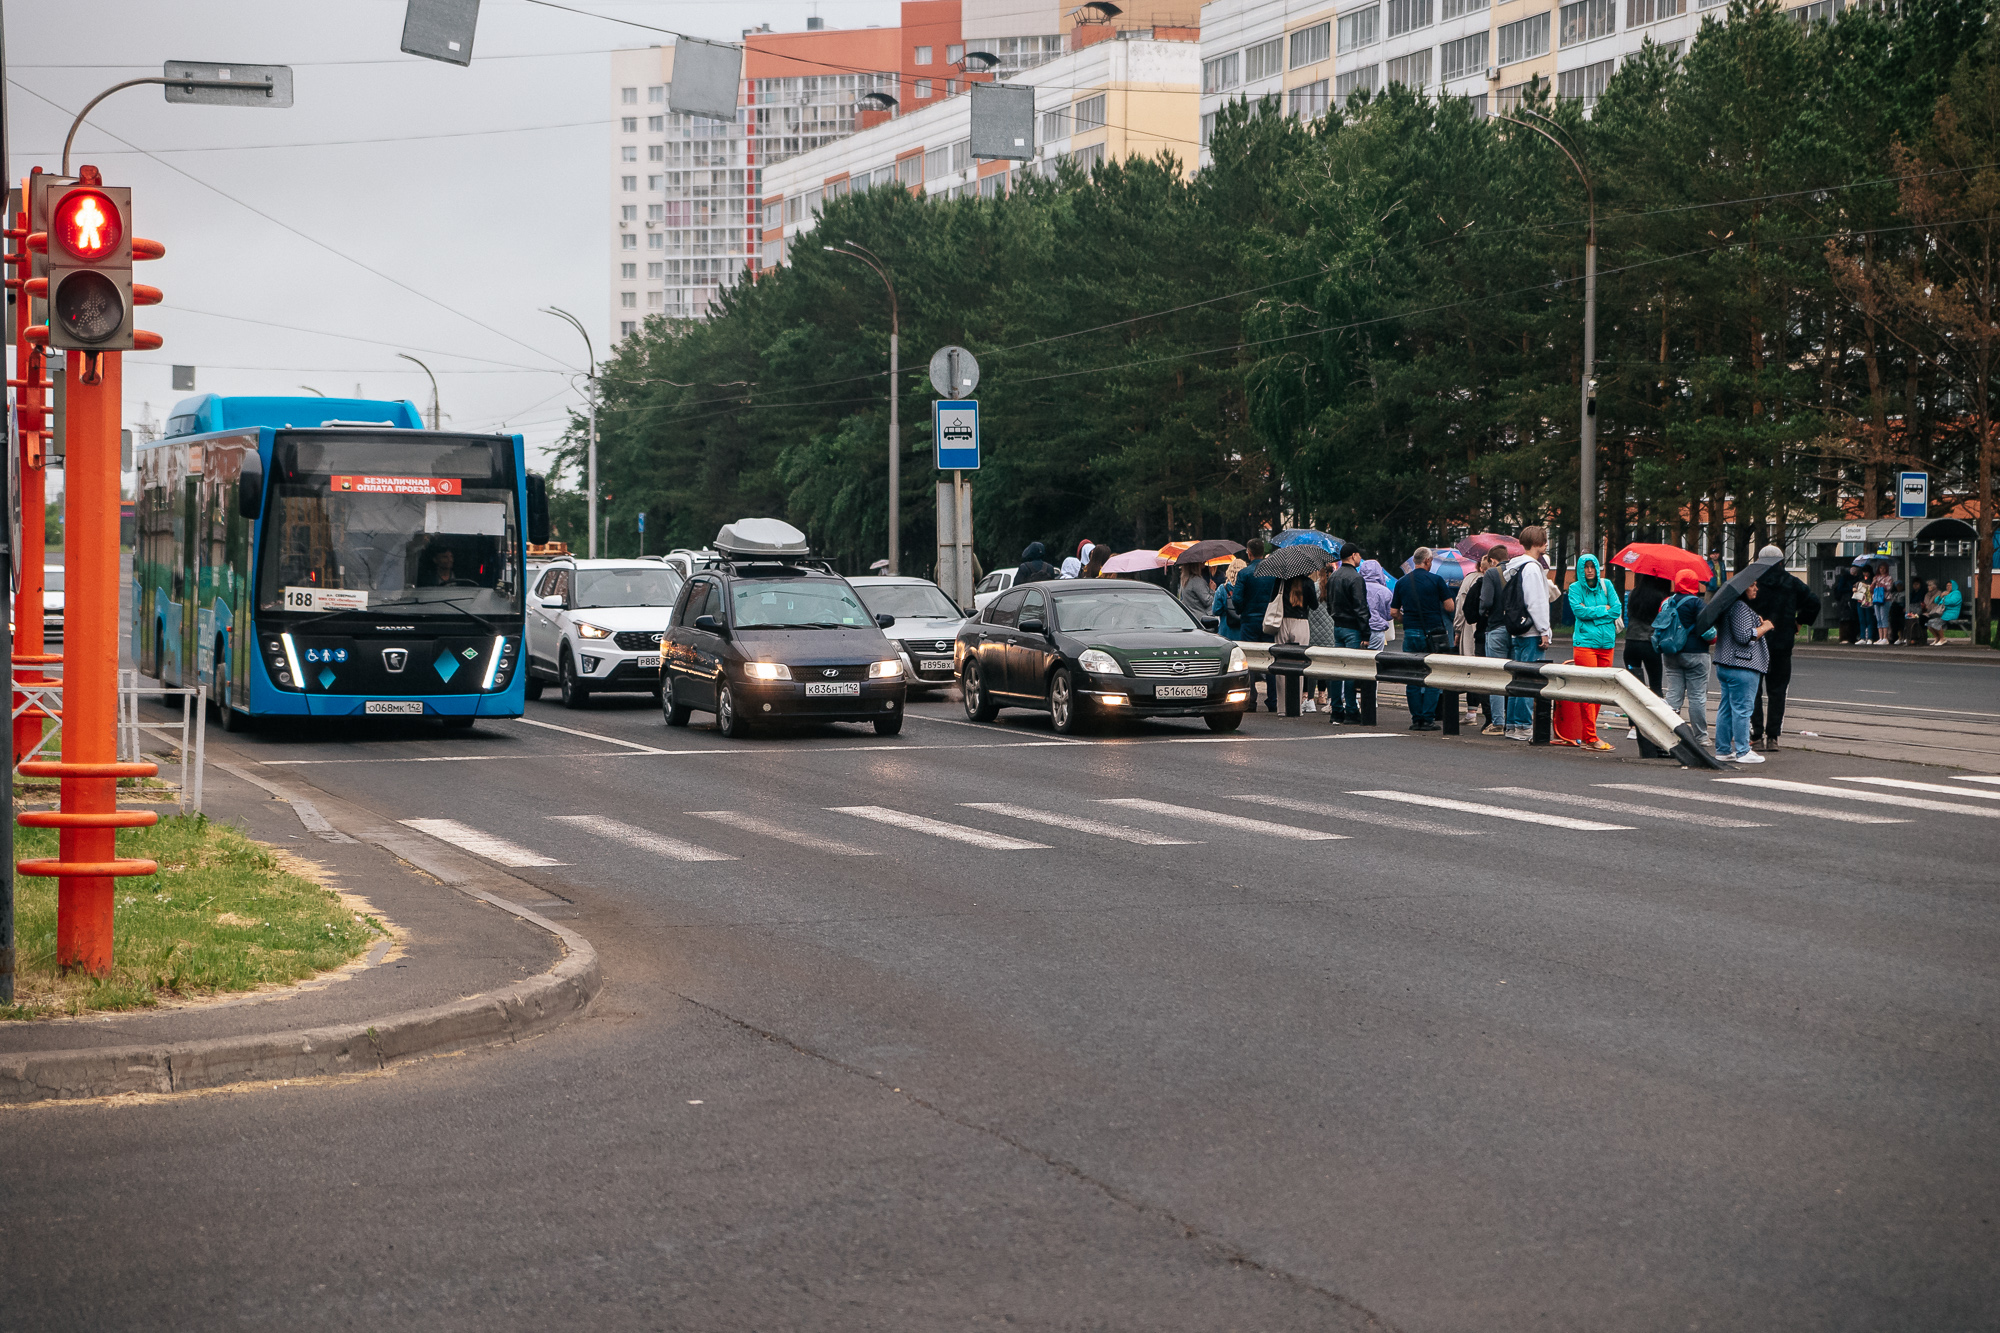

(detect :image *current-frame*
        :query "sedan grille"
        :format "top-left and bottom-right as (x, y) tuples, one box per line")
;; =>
(1130, 658), (1223, 678)
(614, 631), (665, 651)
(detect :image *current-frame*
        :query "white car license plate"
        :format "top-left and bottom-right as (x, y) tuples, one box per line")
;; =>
(1155, 684), (1208, 700)
(635, 655), (662, 669)
(918, 656), (954, 672)
(365, 700), (423, 715)
(805, 681), (861, 697)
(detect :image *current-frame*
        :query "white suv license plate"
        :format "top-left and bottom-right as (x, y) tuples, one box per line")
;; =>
(918, 657), (954, 672)
(365, 701), (424, 715)
(805, 681), (861, 697)
(1154, 684), (1209, 701)
(635, 655), (662, 669)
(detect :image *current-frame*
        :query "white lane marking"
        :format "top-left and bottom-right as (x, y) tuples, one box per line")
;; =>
(685, 809), (878, 856)
(908, 712), (1088, 743)
(829, 806), (1050, 850)
(256, 734), (1402, 766)
(1596, 783), (1908, 824)
(1718, 778), (2000, 819)
(1229, 793), (1474, 836)
(1096, 798), (1346, 840)
(960, 802), (1198, 845)
(1855, 689), (1899, 694)
(508, 715), (669, 754)
(1786, 696), (2000, 720)
(1349, 790), (1630, 832)
(1953, 775), (2000, 786)
(1832, 776), (2000, 801)
(547, 814), (736, 861)
(400, 818), (566, 866)
(1482, 786), (1767, 828)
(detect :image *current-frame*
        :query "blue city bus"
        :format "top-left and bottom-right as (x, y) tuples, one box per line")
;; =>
(133, 394), (550, 730)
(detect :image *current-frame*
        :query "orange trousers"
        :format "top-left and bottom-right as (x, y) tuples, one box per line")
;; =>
(1553, 645), (1618, 744)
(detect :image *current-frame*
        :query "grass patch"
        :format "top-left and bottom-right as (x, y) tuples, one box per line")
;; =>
(2, 815), (384, 1020)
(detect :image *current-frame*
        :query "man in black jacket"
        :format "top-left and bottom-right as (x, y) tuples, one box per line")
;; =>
(1014, 542), (1060, 585)
(1750, 544), (1821, 750)
(1326, 546), (1369, 722)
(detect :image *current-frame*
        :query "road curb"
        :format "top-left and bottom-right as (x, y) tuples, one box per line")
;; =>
(0, 896), (599, 1105)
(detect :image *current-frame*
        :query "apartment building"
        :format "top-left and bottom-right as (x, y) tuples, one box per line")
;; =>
(758, 35), (1201, 270)
(1196, 0), (1717, 160)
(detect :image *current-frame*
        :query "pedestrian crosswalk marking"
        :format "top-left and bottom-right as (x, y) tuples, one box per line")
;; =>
(400, 818), (567, 867)
(1349, 790), (1630, 832)
(1833, 776), (2000, 802)
(1598, 783), (1908, 824)
(1096, 798), (1346, 840)
(547, 814), (736, 861)
(1718, 778), (2000, 819)
(1482, 786), (1767, 828)
(686, 809), (879, 855)
(960, 802), (1197, 845)
(1952, 775), (2000, 786)
(1230, 793), (1475, 836)
(830, 806), (1050, 850)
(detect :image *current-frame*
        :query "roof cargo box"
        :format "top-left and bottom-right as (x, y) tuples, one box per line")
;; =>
(714, 517), (810, 558)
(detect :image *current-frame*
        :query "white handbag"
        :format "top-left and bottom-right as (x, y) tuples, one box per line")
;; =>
(1262, 597), (1285, 635)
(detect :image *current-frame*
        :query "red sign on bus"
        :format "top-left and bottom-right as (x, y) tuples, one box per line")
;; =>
(329, 475), (462, 495)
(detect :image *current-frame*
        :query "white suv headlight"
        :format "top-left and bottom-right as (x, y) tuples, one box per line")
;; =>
(576, 622), (611, 639)
(1077, 648), (1121, 676)
(744, 661), (792, 680)
(1227, 646), (1247, 673)
(868, 659), (904, 678)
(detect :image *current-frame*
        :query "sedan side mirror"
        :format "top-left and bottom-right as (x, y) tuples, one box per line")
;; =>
(694, 614), (727, 637)
(875, 613), (896, 628)
(1018, 617), (1045, 635)
(1199, 616), (1220, 632)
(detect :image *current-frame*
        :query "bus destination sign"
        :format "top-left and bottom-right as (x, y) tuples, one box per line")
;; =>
(331, 475), (463, 495)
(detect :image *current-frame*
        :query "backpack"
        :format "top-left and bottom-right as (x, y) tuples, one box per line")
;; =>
(1652, 594), (1694, 654)
(1498, 565), (1535, 636)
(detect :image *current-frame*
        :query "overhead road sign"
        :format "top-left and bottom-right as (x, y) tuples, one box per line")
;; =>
(670, 38), (744, 122)
(163, 61), (294, 107)
(969, 83), (1034, 160)
(929, 345), (979, 397)
(935, 400), (979, 471)
(401, 0), (482, 66)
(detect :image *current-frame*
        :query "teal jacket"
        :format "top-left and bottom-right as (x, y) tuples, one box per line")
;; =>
(1937, 585), (1964, 622)
(1565, 555), (1624, 650)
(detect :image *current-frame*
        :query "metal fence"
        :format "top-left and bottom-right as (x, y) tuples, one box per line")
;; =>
(115, 670), (207, 813)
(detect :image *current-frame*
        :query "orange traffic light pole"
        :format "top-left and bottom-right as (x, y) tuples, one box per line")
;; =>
(6, 172), (51, 766)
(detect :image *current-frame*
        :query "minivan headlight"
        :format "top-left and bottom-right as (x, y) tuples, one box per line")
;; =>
(1227, 646), (1248, 673)
(1077, 648), (1121, 675)
(576, 622), (611, 639)
(744, 661), (792, 680)
(869, 659), (904, 678)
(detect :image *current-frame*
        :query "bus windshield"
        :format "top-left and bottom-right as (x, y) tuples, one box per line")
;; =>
(255, 432), (523, 621)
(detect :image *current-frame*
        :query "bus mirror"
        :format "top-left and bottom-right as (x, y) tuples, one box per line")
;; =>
(238, 451), (265, 521)
(526, 471), (551, 545)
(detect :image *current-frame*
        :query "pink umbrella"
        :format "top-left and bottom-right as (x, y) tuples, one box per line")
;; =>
(1100, 547), (1169, 574)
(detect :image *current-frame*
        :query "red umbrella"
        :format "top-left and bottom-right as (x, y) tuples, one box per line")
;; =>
(1458, 532), (1523, 561)
(1609, 542), (1713, 584)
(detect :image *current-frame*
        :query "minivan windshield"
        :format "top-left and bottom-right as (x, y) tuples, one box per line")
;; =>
(732, 579), (873, 629)
(1053, 588), (1198, 634)
(572, 567), (683, 609)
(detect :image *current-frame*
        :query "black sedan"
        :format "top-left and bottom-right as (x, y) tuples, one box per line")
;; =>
(662, 566), (909, 737)
(956, 581), (1253, 734)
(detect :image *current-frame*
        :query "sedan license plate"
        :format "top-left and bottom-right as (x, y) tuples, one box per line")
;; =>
(805, 681), (862, 697)
(1154, 684), (1209, 701)
(918, 656), (954, 672)
(364, 700), (424, 715)
(635, 655), (662, 669)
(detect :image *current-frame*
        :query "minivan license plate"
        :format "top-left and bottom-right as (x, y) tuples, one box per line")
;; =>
(805, 681), (861, 697)
(365, 701), (423, 715)
(1155, 684), (1208, 700)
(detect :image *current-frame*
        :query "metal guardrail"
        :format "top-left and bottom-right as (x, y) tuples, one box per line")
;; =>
(114, 670), (207, 813)
(1241, 643), (1722, 770)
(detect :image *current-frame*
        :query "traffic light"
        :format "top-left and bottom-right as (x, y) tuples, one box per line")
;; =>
(46, 182), (131, 350)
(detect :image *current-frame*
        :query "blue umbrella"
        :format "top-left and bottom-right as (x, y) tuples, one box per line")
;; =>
(1273, 528), (1344, 553)
(1404, 550), (1469, 583)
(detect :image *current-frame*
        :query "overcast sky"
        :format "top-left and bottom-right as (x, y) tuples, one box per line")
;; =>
(6, 0), (898, 478)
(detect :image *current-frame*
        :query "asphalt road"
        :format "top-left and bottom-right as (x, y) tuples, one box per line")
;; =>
(5, 679), (1998, 1331)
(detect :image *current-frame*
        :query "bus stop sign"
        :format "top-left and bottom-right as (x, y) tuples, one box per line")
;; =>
(935, 400), (979, 470)
(1898, 471), (1928, 519)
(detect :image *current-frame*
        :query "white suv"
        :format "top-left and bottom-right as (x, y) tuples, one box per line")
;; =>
(526, 558), (686, 707)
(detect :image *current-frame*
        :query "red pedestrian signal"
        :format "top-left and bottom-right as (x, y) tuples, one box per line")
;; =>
(52, 188), (122, 261)
(41, 175), (134, 351)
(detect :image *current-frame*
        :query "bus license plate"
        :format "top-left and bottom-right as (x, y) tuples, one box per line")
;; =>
(919, 657), (954, 672)
(805, 682), (861, 697)
(365, 701), (424, 715)
(635, 655), (662, 669)
(1155, 684), (1208, 700)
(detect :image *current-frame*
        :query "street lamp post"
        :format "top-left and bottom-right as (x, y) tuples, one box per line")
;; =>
(825, 243), (900, 575)
(397, 352), (440, 430)
(542, 307), (598, 558)
(1504, 107), (1597, 565)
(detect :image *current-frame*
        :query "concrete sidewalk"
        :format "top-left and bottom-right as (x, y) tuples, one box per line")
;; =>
(0, 745), (599, 1101)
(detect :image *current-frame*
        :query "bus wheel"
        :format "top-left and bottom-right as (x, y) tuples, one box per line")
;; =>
(147, 618), (164, 680)
(523, 674), (544, 701)
(213, 637), (248, 733)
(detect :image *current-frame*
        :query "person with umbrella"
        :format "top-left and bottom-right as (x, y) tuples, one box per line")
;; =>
(1491, 526), (1554, 741)
(1327, 545), (1370, 723)
(1241, 541), (1333, 711)
(1749, 544), (1819, 750)
(1713, 579), (1776, 763)
(1390, 546), (1455, 731)
(1231, 540), (1282, 710)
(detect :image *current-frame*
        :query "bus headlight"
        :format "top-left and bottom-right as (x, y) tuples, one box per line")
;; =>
(744, 661), (791, 681)
(869, 659), (904, 679)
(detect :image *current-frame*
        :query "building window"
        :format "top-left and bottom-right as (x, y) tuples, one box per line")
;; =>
(621, 204), (637, 221)
(1560, 0), (1616, 44)
(648, 232), (663, 249)
(1335, 64), (1379, 100)
(948, 43), (964, 63)
(1245, 37), (1285, 80)
(915, 44), (933, 64)
(621, 262), (636, 278)
(1388, 0), (1433, 36)
(916, 78), (932, 98)
(621, 87), (637, 104)
(1201, 111), (1217, 145)
(785, 195), (804, 223)
(621, 320), (636, 337)
(1441, 0), (1488, 16)
(951, 140), (971, 171)
(948, 78), (959, 95)
(647, 291), (664, 307)
(646, 263), (662, 279)
(621, 233), (637, 249)
(1628, 0), (1686, 20)
(621, 175), (637, 191)
(1042, 106), (1071, 141)
(1337, 7), (1379, 53)
(1497, 11), (1551, 64)
(621, 145), (637, 161)
(1386, 48), (1432, 87)
(1290, 20), (1332, 66)
(1440, 31), (1488, 79)
(897, 154), (924, 185)
(621, 116), (637, 133)
(925, 143), (953, 178)
(648, 175), (663, 190)
(647, 203), (664, 221)
(621, 291), (637, 308)
(1558, 57), (1615, 100)
(1288, 78), (1330, 118)
(1203, 51), (1242, 92)
(1494, 79), (1531, 111)
(647, 86), (664, 102)
(648, 114), (664, 131)
(1074, 94), (1106, 131)
(648, 144), (663, 161)
(1067, 142), (1105, 173)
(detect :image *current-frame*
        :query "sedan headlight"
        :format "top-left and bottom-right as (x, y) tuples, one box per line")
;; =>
(1227, 646), (1247, 673)
(576, 622), (611, 639)
(1077, 648), (1122, 676)
(868, 659), (904, 679)
(744, 661), (792, 680)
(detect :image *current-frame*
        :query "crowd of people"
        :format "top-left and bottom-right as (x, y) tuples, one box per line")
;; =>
(1828, 562), (1966, 647)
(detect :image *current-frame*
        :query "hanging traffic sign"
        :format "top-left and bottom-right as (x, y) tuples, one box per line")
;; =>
(928, 345), (980, 397)
(1898, 471), (1928, 519)
(935, 399), (979, 470)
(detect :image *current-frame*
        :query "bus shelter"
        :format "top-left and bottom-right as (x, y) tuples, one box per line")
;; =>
(1799, 516), (1979, 637)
